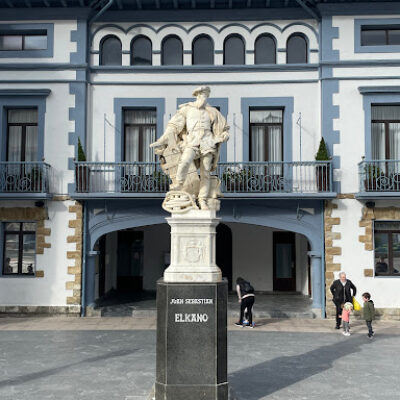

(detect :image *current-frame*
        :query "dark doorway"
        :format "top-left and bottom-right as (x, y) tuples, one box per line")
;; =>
(273, 231), (296, 291)
(117, 230), (144, 292)
(216, 223), (232, 290)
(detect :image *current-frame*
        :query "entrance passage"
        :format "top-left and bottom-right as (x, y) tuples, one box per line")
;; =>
(273, 231), (296, 291)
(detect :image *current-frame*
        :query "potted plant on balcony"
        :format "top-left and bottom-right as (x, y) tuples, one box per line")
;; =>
(75, 138), (90, 193)
(364, 164), (384, 192)
(315, 138), (331, 192)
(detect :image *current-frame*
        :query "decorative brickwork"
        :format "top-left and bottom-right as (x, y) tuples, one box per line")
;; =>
(0, 207), (50, 277)
(359, 206), (400, 252)
(324, 201), (342, 318)
(364, 269), (373, 277)
(66, 202), (83, 307)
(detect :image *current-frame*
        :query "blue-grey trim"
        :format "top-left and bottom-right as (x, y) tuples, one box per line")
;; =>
(0, 63), (87, 70)
(310, 49), (319, 53)
(152, 50), (161, 54)
(362, 92), (400, 160)
(277, 48), (286, 52)
(70, 20), (87, 64)
(176, 97), (228, 162)
(214, 50), (223, 54)
(90, 64), (319, 73)
(355, 18), (400, 54)
(91, 79), (319, 86)
(0, 93), (48, 162)
(240, 97), (293, 162)
(318, 3), (400, 17)
(359, 86), (400, 95)
(356, 192), (400, 200)
(113, 98), (165, 162)
(0, 89), (51, 97)
(84, 198), (324, 310)
(320, 16), (340, 192)
(0, 8), (91, 21)
(122, 50), (131, 54)
(71, 192), (337, 200)
(246, 50), (254, 54)
(68, 75), (88, 174)
(0, 23), (54, 58)
(183, 50), (192, 54)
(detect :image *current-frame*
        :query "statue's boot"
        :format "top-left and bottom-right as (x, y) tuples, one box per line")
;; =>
(198, 199), (209, 210)
(170, 182), (183, 191)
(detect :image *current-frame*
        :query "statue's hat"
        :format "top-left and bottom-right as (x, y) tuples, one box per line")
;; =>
(192, 86), (211, 97)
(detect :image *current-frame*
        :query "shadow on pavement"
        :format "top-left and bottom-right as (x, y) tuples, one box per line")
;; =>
(229, 330), (396, 400)
(0, 348), (139, 388)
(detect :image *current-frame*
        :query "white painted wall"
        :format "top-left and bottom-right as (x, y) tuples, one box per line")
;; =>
(330, 199), (400, 309)
(0, 200), (73, 306)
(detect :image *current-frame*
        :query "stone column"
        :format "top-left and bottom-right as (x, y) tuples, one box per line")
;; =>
(308, 251), (323, 316)
(164, 209), (222, 283)
(85, 251), (97, 308)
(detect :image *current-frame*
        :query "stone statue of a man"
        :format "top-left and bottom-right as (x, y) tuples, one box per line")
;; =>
(150, 86), (229, 211)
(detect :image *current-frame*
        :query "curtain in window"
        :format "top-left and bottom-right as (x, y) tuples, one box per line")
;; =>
(124, 110), (156, 164)
(372, 105), (400, 120)
(250, 126), (265, 161)
(269, 126), (282, 162)
(389, 123), (400, 160)
(7, 126), (22, 162)
(372, 122), (385, 160)
(250, 109), (282, 124)
(25, 126), (38, 162)
(8, 109), (37, 124)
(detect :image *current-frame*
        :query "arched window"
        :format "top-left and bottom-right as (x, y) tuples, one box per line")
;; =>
(223, 34), (245, 65)
(161, 35), (183, 65)
(286, 33), (308, 64)
(192, 34), (214, 65)
(131, 35), (152, 65)
(254, 34), (276, 64)
(100, 35), (122, 66)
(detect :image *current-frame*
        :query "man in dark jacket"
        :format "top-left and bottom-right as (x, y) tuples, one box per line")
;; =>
(330, 272), (357, 329)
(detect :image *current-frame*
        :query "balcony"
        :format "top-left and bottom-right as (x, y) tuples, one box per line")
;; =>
(72, 161), (335, 199)
(358, 160), (400, 198)
(0, 162), (52, 199)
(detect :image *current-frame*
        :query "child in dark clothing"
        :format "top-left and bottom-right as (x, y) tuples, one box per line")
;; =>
(362, 292), (375, 338)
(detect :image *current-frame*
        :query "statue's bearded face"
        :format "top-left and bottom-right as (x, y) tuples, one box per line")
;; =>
(195, 92), (208, 108)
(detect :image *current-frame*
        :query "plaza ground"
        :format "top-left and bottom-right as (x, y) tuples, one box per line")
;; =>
(0, 317), (399, 400)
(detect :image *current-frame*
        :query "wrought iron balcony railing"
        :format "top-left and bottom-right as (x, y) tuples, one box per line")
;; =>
(74, 161), (333, 197)
(359, 160), (400, 193)
(0, 162), (51, 195)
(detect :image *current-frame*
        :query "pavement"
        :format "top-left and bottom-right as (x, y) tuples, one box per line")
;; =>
(98, 292), (316, 318)
(0, 317), (399, 400)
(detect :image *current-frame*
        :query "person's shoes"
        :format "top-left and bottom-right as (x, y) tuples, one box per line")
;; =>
(345, 332), (351, 336)
(368, 334), (373, 339)
(243, 319), (249, 325)
(342, 331), (347, 336)
(246, 324), (254, 328)
(335, 325), (341, 329)
(234, 322), (243, 327)
(372, 331), (375, 336)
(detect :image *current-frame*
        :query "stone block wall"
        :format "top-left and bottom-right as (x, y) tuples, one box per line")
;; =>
(66, 202), (83, 307)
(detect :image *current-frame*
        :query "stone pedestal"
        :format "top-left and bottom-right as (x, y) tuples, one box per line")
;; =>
(155, 279), (228, 400)
(164, 209), (222, 283)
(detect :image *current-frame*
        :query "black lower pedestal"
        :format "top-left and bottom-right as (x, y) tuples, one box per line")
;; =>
(155, 279), (228, 400)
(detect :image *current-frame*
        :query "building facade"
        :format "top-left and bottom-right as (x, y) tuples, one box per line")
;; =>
(0, 0), (399, 319)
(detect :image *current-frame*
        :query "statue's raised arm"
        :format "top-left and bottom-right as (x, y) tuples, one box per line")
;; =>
(150, 86), (229, 212)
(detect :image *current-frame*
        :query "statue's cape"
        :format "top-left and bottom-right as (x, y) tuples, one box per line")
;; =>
(176, 102), (229, 170)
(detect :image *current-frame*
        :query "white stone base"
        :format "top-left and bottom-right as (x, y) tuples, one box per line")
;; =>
(163, 209), (222, 283)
